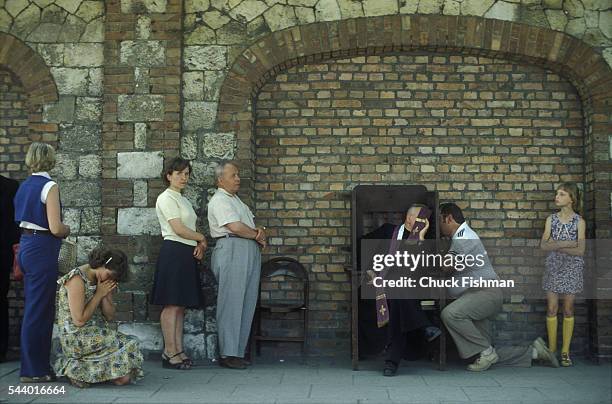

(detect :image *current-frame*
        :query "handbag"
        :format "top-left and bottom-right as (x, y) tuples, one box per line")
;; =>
(11, 239), (77, 280)
(12, 243), (22, 281)
(58, 239), (77, 275)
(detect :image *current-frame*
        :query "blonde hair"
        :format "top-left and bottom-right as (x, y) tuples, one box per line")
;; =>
(25, 142), (56, 173)
(558, 182), (582, 214)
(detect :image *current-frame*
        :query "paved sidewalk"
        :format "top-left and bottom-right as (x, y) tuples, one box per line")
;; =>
(0, 358), (610, 404)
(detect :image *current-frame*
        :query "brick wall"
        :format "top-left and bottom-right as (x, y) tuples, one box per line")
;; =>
(0, 69), (29, 180)
(254, 53), (587, 354)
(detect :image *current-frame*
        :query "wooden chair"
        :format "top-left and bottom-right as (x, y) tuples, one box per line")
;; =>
(251, 257), (309, 360)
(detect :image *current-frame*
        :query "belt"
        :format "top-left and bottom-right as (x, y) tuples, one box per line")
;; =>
(20, 228), (51, 235)
(213, 234), (244, 241)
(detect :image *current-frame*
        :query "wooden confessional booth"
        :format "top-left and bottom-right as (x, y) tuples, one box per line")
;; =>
(347, 185), (447, 370)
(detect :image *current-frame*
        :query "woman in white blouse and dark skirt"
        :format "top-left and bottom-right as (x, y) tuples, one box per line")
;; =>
(150, 157), (207, 369)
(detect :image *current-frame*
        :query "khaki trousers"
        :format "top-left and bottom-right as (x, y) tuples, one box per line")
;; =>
(441, 288), (503, 359)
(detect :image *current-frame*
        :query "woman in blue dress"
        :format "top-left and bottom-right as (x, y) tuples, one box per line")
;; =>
(14, 142), (70, 382)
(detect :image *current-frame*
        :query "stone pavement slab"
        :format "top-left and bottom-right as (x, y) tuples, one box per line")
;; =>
(0, 358), (609, 404)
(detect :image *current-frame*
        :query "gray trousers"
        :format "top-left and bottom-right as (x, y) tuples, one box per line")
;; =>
(441, 287), (533, 367)
(211, 237), (261, 358)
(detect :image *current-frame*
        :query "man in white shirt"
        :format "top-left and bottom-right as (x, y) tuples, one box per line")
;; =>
(440, 203), (558, 371)
(208, 161), (266, 369)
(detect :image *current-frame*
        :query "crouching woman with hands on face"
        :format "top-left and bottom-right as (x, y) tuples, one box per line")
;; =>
(54, 247), (144, 388)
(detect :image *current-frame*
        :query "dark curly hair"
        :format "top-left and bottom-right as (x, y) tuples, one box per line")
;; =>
(88, 247), (129, 282)
(161, 157), (192, 186)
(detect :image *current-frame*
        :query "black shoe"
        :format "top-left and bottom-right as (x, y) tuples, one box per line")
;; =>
(383, 360), (398, 377)
(219, 357), (247, 370)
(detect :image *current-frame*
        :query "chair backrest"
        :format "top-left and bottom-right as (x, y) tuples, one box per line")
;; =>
(260, 257), (309, 306)
(261, 257), (308, 281)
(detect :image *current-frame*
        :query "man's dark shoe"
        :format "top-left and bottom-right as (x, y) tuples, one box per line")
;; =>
(240, 358), (252, 366)
(219, 357), (246, 370)
(383, 360), (398, 377)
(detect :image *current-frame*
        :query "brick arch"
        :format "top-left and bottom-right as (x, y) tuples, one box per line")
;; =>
(0, 32), (59, 144)
(217, 15), (612, 360)
(0, 33), (58, 107)
(217, 14), (611, 232)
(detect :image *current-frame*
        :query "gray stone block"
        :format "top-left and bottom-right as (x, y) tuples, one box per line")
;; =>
(27, 22), (62, 42)
(59, 123), (101, 152)
(75, 96), (103, 123)
(180, 131), (198, 159)
(65, 43), (104, 67)
(80, 206), (101, 234)
(79, 154), (102, 178)
(134, 122), (147, 149)
(55, 0), (83, 14)
(62, 208), (81, 234)
(60, 180), (101, 206)
(87, 68), (104, 96)
(73, 235), (102, 264)
(51, 152), (78, 179)
(43, 96), (75, 123)
(118, 322), (163, 351)
(204, 70), (225, 101)
(76, 0), (104, 22)
(120, 40), (165, 67)
(183, 71), (204, 101)
(51, 67), (89, 96)
(40, 4), (68, 25)
(136, 15), (151, 39)
(183, 101), (216, 130)
(202, 132), (235, 159)
(133, 180), (148, 206)
(184, 46), (227, 70)
(58, 14), (86, 42)
(81, 17), (104, 42)
(134, 67), (150, 94)
(117, 151), (163, 179)
(118, 94), (165, 122)
(12, 4), (40, 38)
(184, 332), (207, 359)
(117, 207), (160, 235)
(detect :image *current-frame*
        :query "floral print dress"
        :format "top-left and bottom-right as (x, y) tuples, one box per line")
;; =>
(54, 267), (144, 383)
(542, 213), (584, 295)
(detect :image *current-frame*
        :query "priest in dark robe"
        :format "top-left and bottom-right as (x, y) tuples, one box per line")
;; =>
(359, 203), (441, 376)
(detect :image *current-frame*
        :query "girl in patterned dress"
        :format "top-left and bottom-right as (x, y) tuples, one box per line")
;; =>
(540, 183), (586, 367)
(54, 247), (144, 387)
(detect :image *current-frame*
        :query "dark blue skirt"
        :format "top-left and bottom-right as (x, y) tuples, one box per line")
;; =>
(150, 240), (201, 307)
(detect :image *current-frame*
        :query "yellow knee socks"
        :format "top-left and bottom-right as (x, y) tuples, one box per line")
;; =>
(546, 316), (557, 353)
(562, 316), (575, 354)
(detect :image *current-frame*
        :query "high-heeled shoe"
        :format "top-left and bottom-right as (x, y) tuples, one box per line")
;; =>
(176, 351), (193, 368)
(162, 352), (190, 370)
